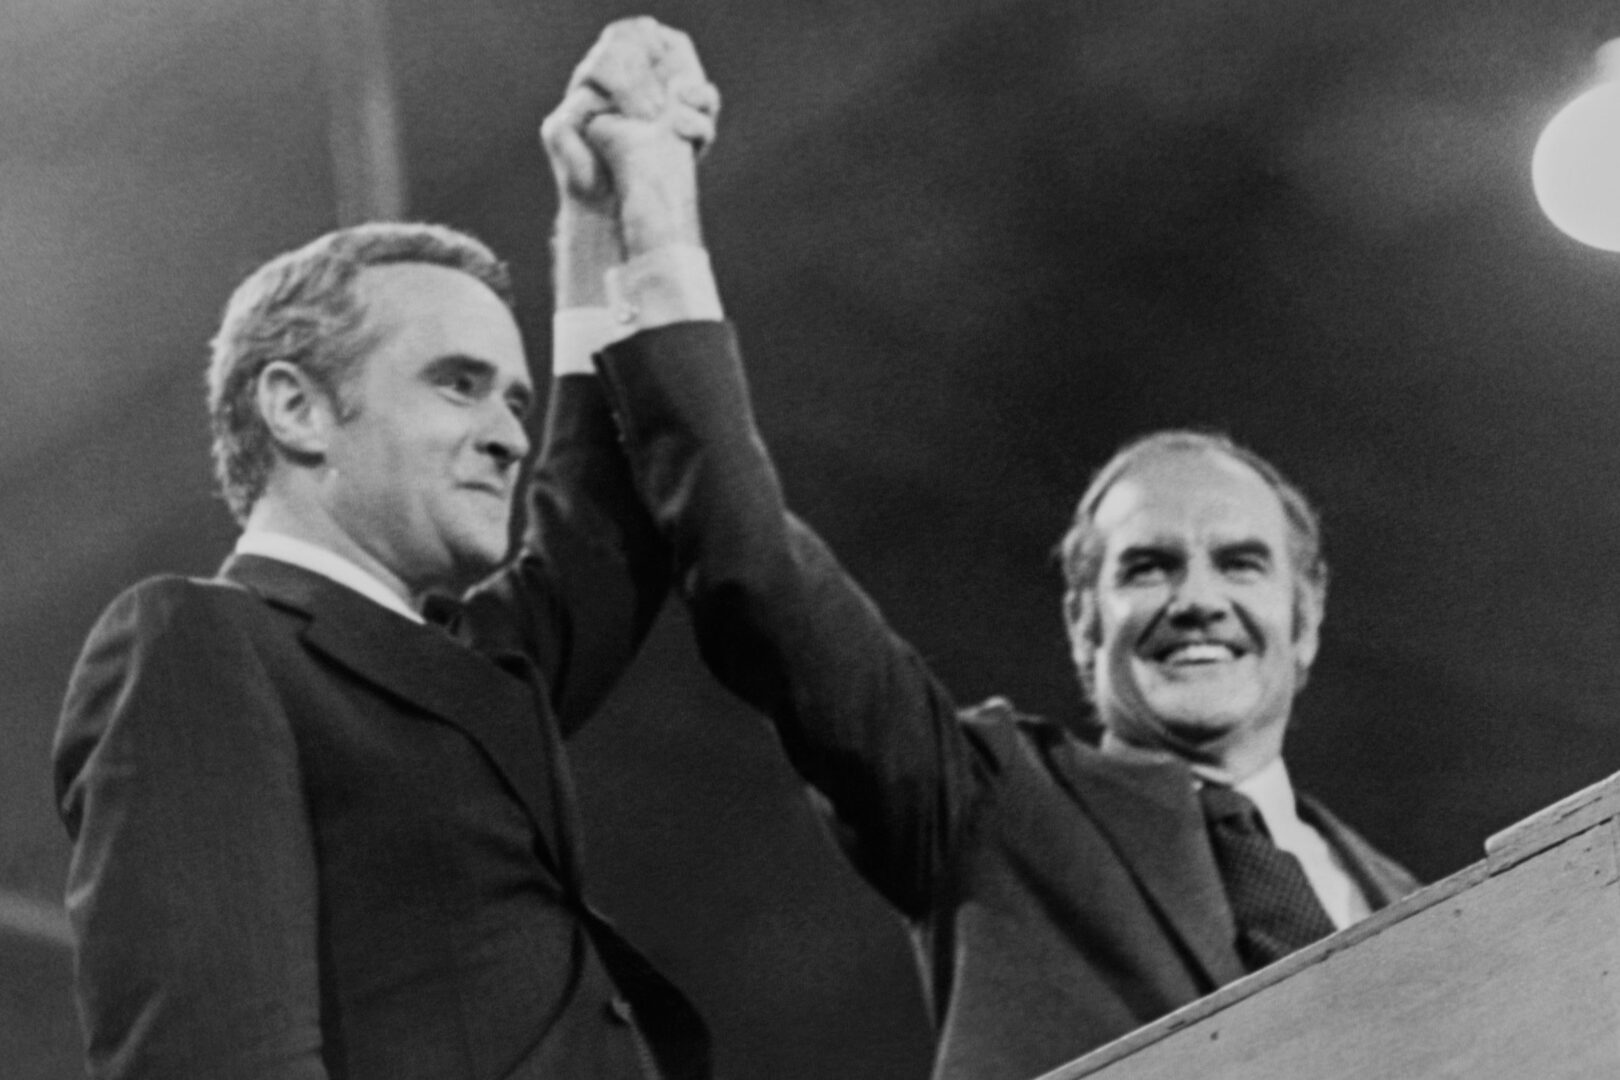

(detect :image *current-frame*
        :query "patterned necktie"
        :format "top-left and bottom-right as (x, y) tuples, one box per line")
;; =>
(1199, 783), (1336, 971)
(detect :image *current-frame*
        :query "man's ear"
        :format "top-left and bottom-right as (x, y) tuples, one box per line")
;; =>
(1291, 581), (1325, 687)
(256, 361), (336, 460)
(1065, 588), (1102, 695)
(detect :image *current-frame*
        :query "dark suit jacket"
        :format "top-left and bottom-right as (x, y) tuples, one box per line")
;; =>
(595, 322), (1418, 1080)
(54, 377), (708, 1080)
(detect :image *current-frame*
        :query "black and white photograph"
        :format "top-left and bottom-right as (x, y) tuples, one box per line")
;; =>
(5, 2), (1620, 1078)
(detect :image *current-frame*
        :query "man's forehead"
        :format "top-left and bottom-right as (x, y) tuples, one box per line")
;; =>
(353, 262), (526, 370)
(354, 261), (505, 319)
(1092, 448), (1288, 545)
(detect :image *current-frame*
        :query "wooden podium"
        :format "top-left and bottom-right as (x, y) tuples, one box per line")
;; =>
(1039, 772), (1620, 1080)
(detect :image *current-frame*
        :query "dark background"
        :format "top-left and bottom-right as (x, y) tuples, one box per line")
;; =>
(7, 0), (1620, 1076)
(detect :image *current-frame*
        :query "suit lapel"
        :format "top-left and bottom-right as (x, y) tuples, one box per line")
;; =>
(222, 554), (576, 883)
(1045, 738), (1247, 990)
(1298, 793), (1417, 910)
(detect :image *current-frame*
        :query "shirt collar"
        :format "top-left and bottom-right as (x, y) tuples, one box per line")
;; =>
(1095, 732), (1299, 826)
(1232, 756), (1302, 839)
(234, 530), (423, 624)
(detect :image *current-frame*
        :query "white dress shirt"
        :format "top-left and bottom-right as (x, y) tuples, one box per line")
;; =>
(1234, 757), (1372, 929)
(1101, 732), (1374, 930)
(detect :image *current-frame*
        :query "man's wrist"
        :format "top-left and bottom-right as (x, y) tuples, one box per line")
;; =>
(605, 245), (721, 331)
(616, 157), (702, 257)
(553, 307), (618, 377)
(553, 201), (623, 309)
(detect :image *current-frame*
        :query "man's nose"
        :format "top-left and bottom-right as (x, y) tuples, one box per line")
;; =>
(1167, 562), (1229, 624)
(480, 404), (531, 469)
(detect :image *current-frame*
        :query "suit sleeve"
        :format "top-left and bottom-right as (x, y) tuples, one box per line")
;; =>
(596, 321), (990, 919)
(53, 580), (326, 1080)
(464, 373), (670, 735)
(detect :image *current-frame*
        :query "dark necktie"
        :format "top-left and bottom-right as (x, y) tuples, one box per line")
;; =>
(1199, 783), (1336, 971)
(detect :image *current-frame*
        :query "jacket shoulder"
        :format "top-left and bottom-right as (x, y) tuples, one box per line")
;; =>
(959, 695), (1070, 737)
(64, 573), (275, 734)
(957, 695), (1093, 764)
(67, 573), (267, 702)
(960, 695), (1032, 725)
(57, 574), (286, 821)
(89, 573), (262, 639)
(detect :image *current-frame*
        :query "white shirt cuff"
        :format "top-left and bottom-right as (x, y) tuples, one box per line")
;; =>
(606, 245), (723, 334)
(552, 307), (618, 377)
(552, 246), (722, 377)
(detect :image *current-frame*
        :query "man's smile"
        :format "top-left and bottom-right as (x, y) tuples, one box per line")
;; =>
(1142, 635), (1254, 667)
(1158, 642), (1240, 664)
(460, 479), (513, 500)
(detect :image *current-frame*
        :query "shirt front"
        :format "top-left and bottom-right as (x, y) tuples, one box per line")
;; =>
(1100, 733), (1373, 930)
(1234, 757), (1372, 929)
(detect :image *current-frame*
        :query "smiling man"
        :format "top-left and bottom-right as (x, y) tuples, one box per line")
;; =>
(52, 20), (718, 1080)
(235, 258), (536, 610)
(1067, 433), (1324, 785)
(1061, 432), (1386, 953)
(568, 22), (1419, 1079)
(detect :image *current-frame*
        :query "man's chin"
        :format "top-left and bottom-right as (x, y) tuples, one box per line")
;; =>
(1156, 720), (1245, 756)
(1146, 698), (1256, 746)
(446, 538), (510, 589)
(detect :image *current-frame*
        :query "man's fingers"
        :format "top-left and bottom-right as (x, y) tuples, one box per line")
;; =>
(556, 20), (718, 176)
(673, 79), (721, 121)
(567, 17), (714, 123)
(669, 103), (717, 156)
(547, 86), (615, 140)
(548, 126), (601, 192)
(567, 17), (669, 119)
(652, 26), (708, 93)
(541, 86), (611, 146)
(582, 103), (715, 162)
(541, 86), (613, 196)
(540, 88), (607, 165)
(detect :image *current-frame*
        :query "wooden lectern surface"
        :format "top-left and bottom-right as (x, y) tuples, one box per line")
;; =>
(1039, 770), (1620, 1080)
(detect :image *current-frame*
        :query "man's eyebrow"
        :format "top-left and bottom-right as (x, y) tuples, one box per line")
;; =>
(425, 353), (497, 382)
(1213, 538), (1274, 561)
(1115, 542), (1180, 563)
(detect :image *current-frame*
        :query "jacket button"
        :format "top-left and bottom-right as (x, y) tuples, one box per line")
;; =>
(605, 995), (634, 1024)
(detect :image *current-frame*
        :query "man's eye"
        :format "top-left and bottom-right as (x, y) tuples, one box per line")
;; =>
(505, 389), (534, 419)
(442, 373), (478, 397)
(1121, 561), (1167, 584)
(1223, 557), (1267, 578)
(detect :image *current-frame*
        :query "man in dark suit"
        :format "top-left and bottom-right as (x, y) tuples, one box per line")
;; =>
(53, 21), (718, 1080)
(572, 26), (1420, 1080)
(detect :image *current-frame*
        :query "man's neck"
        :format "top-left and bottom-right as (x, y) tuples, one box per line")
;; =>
(242, 498), (421, 615)
(1097, 728), (1283, 787)
(234, 529), (423, 624)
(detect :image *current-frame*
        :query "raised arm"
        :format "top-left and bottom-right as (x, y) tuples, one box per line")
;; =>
(583, 33), (992, 918)
(464, 24), (718, 731)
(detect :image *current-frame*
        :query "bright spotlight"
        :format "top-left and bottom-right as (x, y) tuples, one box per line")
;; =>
(1534, 41), (1620, 252)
